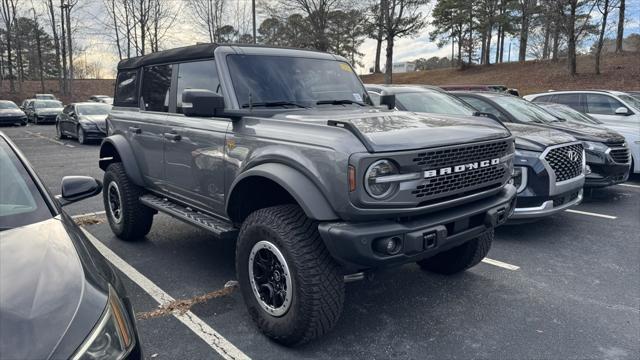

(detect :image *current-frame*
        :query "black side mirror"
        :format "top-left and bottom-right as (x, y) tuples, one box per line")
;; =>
(56, 176), (102, 206)
(507, 89), (520, 97)
(379, 91), (396, 110)
(473, 111), (500, 122)
(182, 89), (224, 117)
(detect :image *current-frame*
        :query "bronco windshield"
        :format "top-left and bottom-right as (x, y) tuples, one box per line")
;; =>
(227, 55), (370, 109)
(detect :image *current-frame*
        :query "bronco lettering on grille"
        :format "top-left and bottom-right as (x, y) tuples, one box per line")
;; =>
(424, 158), (500, 178)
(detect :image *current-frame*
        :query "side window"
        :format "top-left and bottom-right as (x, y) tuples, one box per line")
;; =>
(175, 60), (221, 114)
(586, 94), (624, 115)
(114, 70), (138, 107)
(461, 97), (509, 122)
(63, 105), (72, 114)
(368, 92), (381, 106)
(555, 94), (582, 111)
(532, 95), (553, 103)
(142, 64), (172, 112)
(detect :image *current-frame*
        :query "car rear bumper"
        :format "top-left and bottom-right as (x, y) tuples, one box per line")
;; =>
(317, 184), (516, 271)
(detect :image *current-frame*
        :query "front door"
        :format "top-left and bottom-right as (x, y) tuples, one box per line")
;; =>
(162, 59), (229, 214)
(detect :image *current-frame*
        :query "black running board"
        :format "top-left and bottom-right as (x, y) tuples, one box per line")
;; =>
(140, 194), (238, 240)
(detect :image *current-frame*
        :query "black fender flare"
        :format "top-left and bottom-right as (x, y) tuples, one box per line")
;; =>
(227, 163), (339, 221)
(99, 135), (145, 186)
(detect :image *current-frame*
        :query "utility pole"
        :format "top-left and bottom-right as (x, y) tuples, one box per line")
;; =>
(252, 0), (256, 44)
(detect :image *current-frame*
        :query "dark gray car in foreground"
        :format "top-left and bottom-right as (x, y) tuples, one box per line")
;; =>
(0, 132), (141, 359)
(100, 44), (516, 345)
(366, 85), (585, 220)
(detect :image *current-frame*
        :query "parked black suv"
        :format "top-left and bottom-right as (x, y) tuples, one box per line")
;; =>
(452, 92), (630, 187)
(366, 85), (585, 220)
(100, 44), (516, 345)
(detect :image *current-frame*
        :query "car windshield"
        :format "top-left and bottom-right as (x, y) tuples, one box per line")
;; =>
(227, 55), (369, 109)
(0, 102), (18, 110)
(396, 91), (475, 116)
(493, 96), (559, 123)
(77, 104), (112, 115)
(34, 100), (62, 109)
(542, 105), (602, 125)
(0, 139), (52, 231)
(619, 94), (640, 111)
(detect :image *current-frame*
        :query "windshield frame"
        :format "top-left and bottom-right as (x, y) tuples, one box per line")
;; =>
(619, 94), (640, 111)
(221, 51), (371, 111)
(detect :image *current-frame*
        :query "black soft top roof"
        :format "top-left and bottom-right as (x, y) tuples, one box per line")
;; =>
(117, 43), (218, 70)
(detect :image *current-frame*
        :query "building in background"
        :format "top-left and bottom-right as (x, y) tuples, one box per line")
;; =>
(391, 61), (416, 73)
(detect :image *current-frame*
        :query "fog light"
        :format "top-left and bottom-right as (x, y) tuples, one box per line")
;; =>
(373, 236), (402, 255)
(585, 164), (592, 175)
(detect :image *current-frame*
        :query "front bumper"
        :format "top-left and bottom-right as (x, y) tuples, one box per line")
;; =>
(34, 114), (58, 123)
(0, 116), (27, 124)
(511, 189), (582, 219)
(585, 162), (630, 187)
(82, 128), (107, 140)
(318, 184), (516, 270)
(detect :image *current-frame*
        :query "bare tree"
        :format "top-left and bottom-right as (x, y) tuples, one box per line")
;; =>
(517, 0), (536, 63)
(187, 0), (225, 43)
(615, 0), (624, 52)
(276, 0), (345, 52)
(147, 0), (180, 52)
(595, 0), (618, 74)
(63, 0), (78, 96)
(0, 0), (17, 92)
(381, 0), (428, 84)
(557, 0), (597, 75)
(46, 0), (63, 91)
(31, 4), (45, 92)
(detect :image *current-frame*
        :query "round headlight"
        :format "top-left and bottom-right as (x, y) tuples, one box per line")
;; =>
(365, 159), (399, 199)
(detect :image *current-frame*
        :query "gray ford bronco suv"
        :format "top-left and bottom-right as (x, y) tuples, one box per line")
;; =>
(99, 44), (517, 345)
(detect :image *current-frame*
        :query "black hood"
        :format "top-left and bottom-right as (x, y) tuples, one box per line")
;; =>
(0, 217), (109, 359)
(533, 121), (625, 143)
(278, 108), (511, 152)
(505, 123), (578, 151)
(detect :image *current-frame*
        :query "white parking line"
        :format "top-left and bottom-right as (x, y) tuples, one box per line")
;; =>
(618, 183), (640, 189)
(72, 210), (106, 218)
(565, 209), (617, 220)
(24, 130), (65, 146)
(481, 257), (520, 271)
(80, 228), (250, 360)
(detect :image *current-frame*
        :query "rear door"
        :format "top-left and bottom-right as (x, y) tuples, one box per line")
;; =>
(163, 59), (230, 214)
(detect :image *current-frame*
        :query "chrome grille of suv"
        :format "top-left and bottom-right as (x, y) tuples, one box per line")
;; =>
(609, 148), (630, 163)
(544, 143), (584, 182)
(412, 141), (509, 168)
(410, 140), (512, 201)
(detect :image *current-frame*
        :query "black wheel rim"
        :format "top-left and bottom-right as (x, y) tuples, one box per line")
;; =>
(249, 241), (292, 317)
(107, 182), (122, 223)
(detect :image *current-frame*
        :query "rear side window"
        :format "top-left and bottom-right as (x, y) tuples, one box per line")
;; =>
(114, 70), (138, 107)
(586, 94), (623, 115)
(532, 94), (553, 103)
(142, 64), (172, 112)
(555, 94), (582, 111)
(175, 60), (221, 114)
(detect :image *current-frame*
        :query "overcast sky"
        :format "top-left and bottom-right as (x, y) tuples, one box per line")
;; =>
(65, 0), (640, 78)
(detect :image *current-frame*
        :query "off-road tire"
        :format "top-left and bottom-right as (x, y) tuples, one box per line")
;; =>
(103, 163), (154, 241)
(236, 204), (344, 346)
(417, 229), (493, 275)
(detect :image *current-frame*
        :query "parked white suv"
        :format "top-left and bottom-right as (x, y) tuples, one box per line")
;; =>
(524, 90), (640, 128)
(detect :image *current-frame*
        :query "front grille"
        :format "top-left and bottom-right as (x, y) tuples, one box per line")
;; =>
(412, 141), (510, 169)
(412, 166), (506, 198)
(609, 148), (630, 163)
(544, 143), (584, 182)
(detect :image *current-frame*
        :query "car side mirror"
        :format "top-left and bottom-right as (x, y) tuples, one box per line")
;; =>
(379, 92), (396, 110)
(56, 176), (102, 206)
(182, 89), (224, 117)
(614, 107), (629, 115)
(473, 111), (500, 122)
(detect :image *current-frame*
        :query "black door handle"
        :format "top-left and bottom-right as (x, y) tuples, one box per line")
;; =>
(129, 126), (141, 134)
(164, 132), (181, 141)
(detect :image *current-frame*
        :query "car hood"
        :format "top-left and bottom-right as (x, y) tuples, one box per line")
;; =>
(277, 109), (511, 152)
(0, 109), (25, 116)
(505, 123), (578, 151)
(534, 121), (624, 143)
(35, 108), (63, 115)
(0, 217), (107, 360)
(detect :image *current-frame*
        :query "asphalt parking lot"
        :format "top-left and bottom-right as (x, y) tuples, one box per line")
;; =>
(2, 124), (639, 360)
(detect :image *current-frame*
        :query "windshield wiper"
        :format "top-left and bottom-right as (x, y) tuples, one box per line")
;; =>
(316, 99), (366, 106)
(241, 101), (308, 109)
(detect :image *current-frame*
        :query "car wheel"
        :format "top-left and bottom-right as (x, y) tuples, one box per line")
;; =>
(33, 116), (38, 125)
(56, 123), (66, 139)
(77, 126), (88, 144)
(416, 229), (493, 275)
(103, 163), (154, 241)
(20, 121), (27, 126)
(236, 204), (344, 346)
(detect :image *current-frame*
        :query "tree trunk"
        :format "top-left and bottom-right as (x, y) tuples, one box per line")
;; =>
(384, 35), (393, 84)
(485, 24), (492, 65)
(595, 0), (610, 75)
(499, 29), (505, 63)
(110, 0), (122, 60)
(60, 0), (68, 95)
(2, 19), (14, 92)
(615, 0), (624, 53)
(374, 0), (384, 73)
(480, 30), (486, 65)
(47, 0), (62, 92)
(33, 9), (45, 93)
(567, 2), (577, 75)
(542, 20), (550, 59)
(518, 9), (529, 62)
(552, 21), (560, 60)
(65, 5), (73, 96)
(495, 25), (501, 63)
